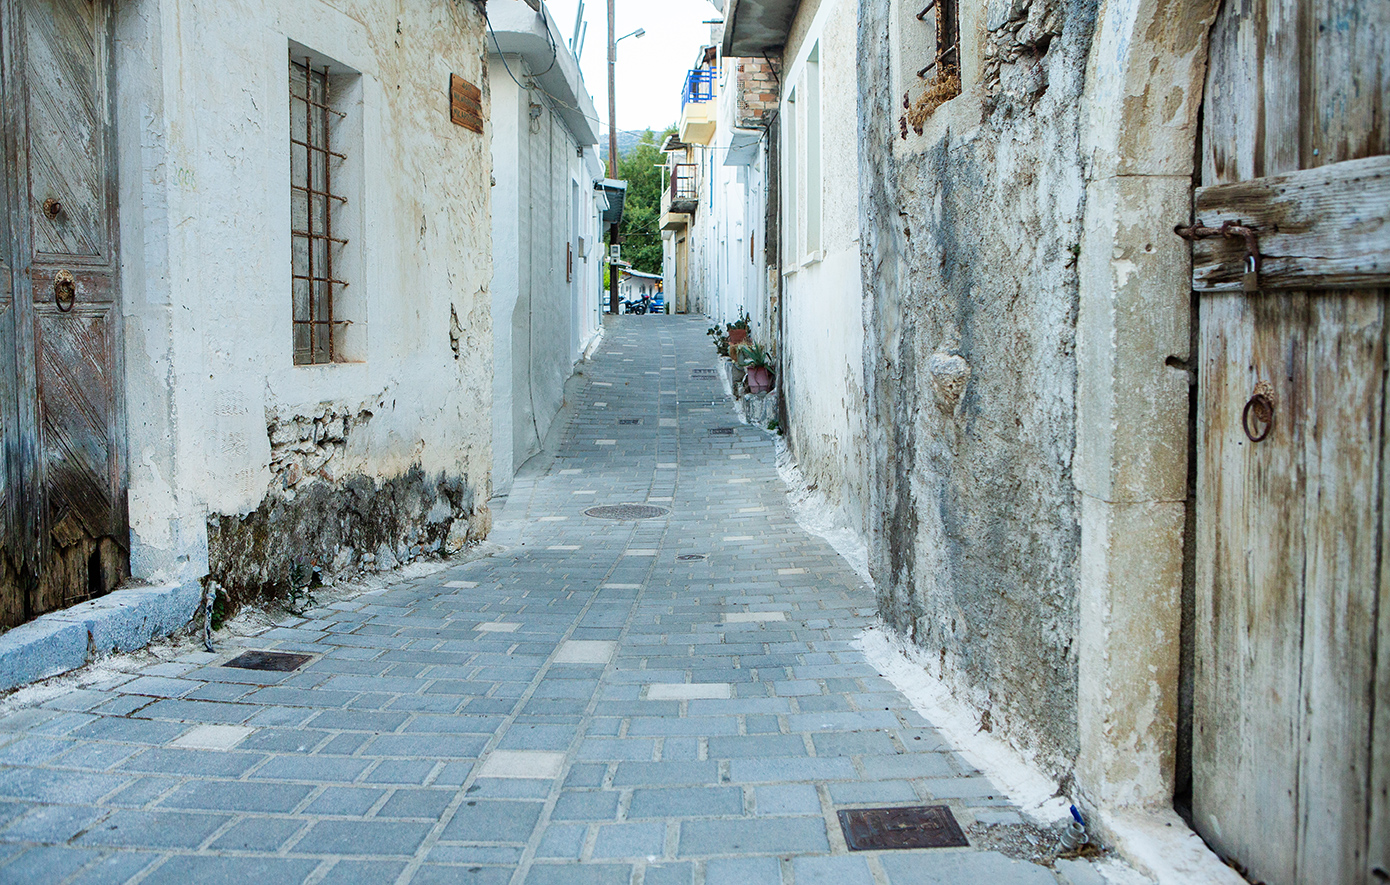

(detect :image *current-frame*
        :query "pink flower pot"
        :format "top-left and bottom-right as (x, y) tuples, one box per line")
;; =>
(746, 366), (773, 393)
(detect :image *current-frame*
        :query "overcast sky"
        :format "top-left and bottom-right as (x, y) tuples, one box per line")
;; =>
(542, 0), (722, 135)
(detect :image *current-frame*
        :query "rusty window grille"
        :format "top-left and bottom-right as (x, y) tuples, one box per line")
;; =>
(916, 0), (960, 79)
(290, 57), (348, 365)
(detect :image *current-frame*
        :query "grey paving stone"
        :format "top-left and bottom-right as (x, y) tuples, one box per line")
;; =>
(412, 865), (515, 885)
(728, 758), (856, 783)
(253, 755), (373, 782)
(591, 821), (666, 859)
(611, 762), (718, 787)
(0, 736), (70, 766)
(74, 809), (229, 848)
(137, 853), (321, 885)
(378, 789), (453, 818)
(428, 844), (525, 864)
(857, 753), (955, 780)
(628, 787), (743, 819)
(117, 748), (264, 778)
(678, 818), (829, 856)
(208, 815), (306, 850)
(792, 855), (876, 885)
(522, 863), (633, 885)
(878, 850), (1059, 884)
(535, 823), (588, 859)
(703, 856), (784, 884)
(642, 862), (695, 885)
(0, 845), (108, 884)
(754, 784), (821, 816)
(439, 800), (543, 843)
(827, 780), (920, 805)
(159, 780), (314, 814)
(550, 790), (621, 821)
(316, 860), (410, 884)
(298, 819), (433, 856)
(363, 759), (436, 785)
(0, 768), (129, 805)
(63, 850), (158, 885)
(304, 787), (387, 816)
(0, 803), (107, 843)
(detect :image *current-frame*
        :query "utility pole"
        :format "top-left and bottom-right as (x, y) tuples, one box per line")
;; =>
(606, 0), (620, 315)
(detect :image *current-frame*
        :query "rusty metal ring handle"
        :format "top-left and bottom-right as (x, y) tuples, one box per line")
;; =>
(42, 197), (62, 220)
(53, 271), (76, 313)
(1242, 392), (1274, 443)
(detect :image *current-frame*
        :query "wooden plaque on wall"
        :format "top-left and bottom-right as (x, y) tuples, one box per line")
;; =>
(450, 74), (483, 133)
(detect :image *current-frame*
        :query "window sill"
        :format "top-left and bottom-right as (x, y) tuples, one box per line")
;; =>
(800, 251), (824, 268)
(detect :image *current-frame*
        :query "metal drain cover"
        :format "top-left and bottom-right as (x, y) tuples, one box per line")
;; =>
(709, 427), (735, 436)
(617, 418), (641, 425)
(584, 504), (671, 520)
(838, 806), (969, 851)
(677, 553), (707, 561)
(223, 650), (313, 672)
(692, 368), (717, 378)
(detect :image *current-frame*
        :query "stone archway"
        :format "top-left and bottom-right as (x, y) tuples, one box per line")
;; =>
(1072, 0), (1245, 880)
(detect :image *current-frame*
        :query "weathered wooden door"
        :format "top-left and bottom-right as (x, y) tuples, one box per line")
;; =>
(0, 0), (126, 629)
(1190, 2), (1390, 884)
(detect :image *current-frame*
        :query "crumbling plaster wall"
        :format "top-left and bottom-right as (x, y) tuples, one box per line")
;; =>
(781, 0), (871, 537)
(115, 0), (493, 605)
(859, 0), (1099, 775)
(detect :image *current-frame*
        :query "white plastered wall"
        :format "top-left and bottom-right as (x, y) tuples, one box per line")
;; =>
(114, 0), (493, 586)
(780, 0), (870, 536)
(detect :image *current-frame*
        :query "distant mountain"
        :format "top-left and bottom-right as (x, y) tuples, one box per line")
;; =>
(599, 130), (658, 164)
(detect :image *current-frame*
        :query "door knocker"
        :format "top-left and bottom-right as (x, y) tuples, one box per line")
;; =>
(53, 270), (76, 312)
(1242, 382), (1274, 443)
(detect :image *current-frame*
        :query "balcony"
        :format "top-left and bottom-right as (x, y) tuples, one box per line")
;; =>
(661, 163), (697, 230)
(679, 68), (717, 145)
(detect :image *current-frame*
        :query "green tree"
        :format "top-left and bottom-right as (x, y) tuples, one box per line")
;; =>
(615, 127), (674, 275)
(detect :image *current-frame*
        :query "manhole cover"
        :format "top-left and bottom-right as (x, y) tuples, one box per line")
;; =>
(838, 806), (969, 851)
(709, 427), (735, 436)
(584, 504), (671, 520)
(677, 553), (707, 561)
(223, 650), (313, 672)
(617, 418), (641, 425)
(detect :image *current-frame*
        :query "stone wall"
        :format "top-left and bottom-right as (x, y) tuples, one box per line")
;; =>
(114, 0), (494, 602)
(859, 0), (1100, 776)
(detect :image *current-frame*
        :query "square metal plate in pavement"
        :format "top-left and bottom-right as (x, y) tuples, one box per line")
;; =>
(838, 805), (970, 851)
(223, 650), (314, 672)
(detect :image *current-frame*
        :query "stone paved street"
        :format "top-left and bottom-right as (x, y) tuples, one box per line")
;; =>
(0, 317), (1096, 884)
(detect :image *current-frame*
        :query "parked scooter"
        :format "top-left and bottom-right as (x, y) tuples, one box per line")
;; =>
(621, 293), (650, 314)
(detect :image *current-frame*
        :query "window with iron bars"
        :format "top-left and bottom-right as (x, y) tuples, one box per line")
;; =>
(900, 0), (962, 136)
(290, 57), (348, 365)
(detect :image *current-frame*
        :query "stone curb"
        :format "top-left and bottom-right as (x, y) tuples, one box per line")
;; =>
(0, 580), (202, 692)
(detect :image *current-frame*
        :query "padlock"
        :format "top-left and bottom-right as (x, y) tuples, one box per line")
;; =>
(1242, 254), (1259, 292)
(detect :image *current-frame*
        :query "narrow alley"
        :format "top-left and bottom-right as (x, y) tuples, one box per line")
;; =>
(0, 318), (1090, 884)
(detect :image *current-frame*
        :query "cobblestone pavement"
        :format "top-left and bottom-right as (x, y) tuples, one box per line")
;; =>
(0, 317), (1096, 884)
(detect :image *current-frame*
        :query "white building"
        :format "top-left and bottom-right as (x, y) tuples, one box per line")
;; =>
(487, 0), (608, 493)
(617, 268), (663, 308)
(0, 0), (495, 639)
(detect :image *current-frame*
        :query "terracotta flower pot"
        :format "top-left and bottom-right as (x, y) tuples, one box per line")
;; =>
(728, 329), (749, 345)
(746, 366), (773, 393)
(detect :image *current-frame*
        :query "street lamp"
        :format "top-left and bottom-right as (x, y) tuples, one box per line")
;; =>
(606, 7), (644, 314)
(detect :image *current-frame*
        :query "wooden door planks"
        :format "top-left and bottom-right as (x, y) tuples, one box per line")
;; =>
(1192, 0), (1390, 883)
(1190, 156), (1390, 292)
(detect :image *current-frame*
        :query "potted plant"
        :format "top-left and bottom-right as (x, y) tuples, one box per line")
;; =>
(726, 312), (752, 361)
(740, 343), (775, 394)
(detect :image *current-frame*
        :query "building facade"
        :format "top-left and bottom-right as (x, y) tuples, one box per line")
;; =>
(487, 0), (607, 494)
(721, 0), (1390, 881)
(0, 0), (494, 653)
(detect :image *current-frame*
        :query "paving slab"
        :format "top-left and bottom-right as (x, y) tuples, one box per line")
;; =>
(0, 317), (1088, 884)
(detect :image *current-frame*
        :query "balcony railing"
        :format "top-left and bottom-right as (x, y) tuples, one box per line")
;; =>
(682, 68), (715, 109)
(669, 164), (697, 202)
